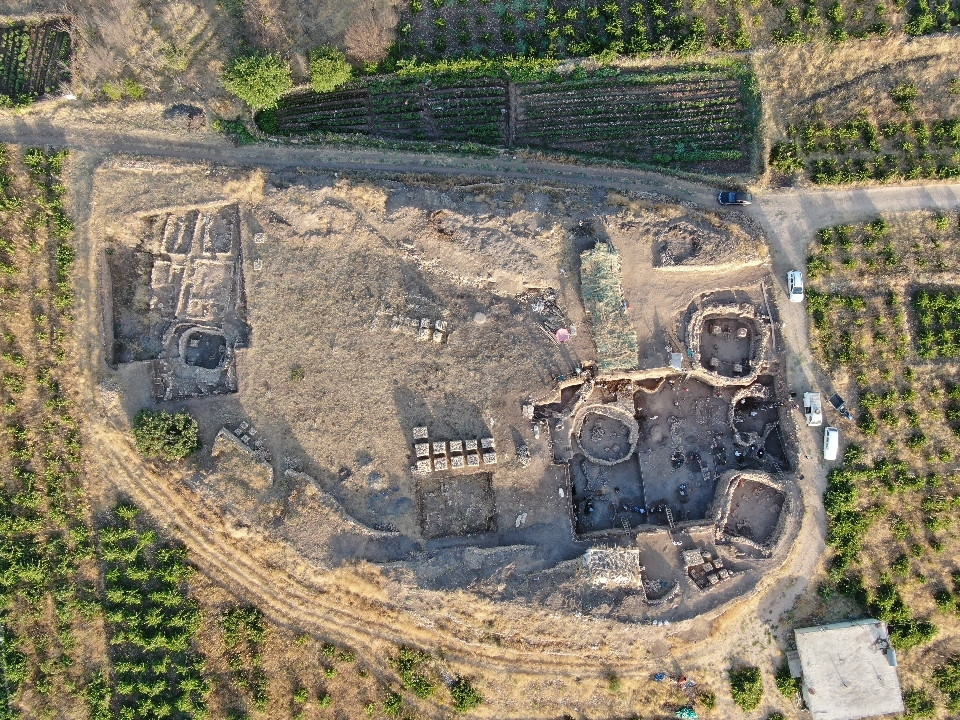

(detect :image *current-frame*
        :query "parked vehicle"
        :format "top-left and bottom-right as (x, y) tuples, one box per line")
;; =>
(823, 426), (839, 461)
(803, 392), (823, 426)
(717, 191), (753, 205)
(787, 270), (804, 303)
(829, 393), (855, 421)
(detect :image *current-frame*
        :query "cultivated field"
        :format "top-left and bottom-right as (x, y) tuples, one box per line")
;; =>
(758, 35), (960, 185)
(267, 61), (759, 172)
(803, 209), (960, 716)
(393, 0), (959, 62)
(0, 17), (70, 103)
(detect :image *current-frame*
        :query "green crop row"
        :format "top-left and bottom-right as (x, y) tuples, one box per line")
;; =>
(100, 503), (210, 720)
(771, 114), (960, 184)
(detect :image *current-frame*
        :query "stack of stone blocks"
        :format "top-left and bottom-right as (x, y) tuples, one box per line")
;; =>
(391, 317), (448, 343)
(412, 427), (496, 473)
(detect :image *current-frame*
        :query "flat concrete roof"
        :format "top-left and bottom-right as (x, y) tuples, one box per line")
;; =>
(794, 619), (904, 720)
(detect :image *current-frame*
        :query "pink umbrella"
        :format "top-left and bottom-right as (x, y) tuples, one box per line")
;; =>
(556, 328), (571, 343)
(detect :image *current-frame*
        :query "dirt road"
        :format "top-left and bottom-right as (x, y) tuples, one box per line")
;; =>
(0, 114), (723, 204)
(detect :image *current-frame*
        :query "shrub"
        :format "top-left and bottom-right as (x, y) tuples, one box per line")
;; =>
(698, 689), (716, 709)
(103, 78), (146, 101)
(132, 409), (200, 460)
(903, 688), (935, 717)
(890, 82), (919, 113)
(310, 47), (353, 93)
(222, 53), (293, 110)
(212, 118), (256, 145)
(607, 672), (621, 692)
(769, 142), (804, 173)
(775, 660), (801, 698)
(451, 676), (483, 712)
(383, 691), (404, 716)
(729, 666), (763, 711)
(934, 658), (960, 712)
(392, 647), (436, 699)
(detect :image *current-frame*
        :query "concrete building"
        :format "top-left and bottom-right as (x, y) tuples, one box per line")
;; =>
(788, 619), (904, 720)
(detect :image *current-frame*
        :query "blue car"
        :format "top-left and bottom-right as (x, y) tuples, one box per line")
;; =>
(717, 191), (753, 205)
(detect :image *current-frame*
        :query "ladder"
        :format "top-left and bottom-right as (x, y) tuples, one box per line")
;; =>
(664, 506), (676, 531)
(621, 517), (630, 531)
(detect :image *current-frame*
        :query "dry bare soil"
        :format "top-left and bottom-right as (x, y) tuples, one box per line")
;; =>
(52, 151), (830, 720)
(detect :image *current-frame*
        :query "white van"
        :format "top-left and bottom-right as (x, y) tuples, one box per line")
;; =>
(803, 392), (823, 427)
(787, 270), (805, 302)
(823, 426), (839, 461)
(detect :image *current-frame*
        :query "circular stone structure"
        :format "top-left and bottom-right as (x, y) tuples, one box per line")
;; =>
(572, 404), (640, 466)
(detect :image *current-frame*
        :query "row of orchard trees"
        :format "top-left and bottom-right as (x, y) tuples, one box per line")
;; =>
(0, 144), (214, 720)
(97, 504), (211, 720)
(0, 145), (98, 718)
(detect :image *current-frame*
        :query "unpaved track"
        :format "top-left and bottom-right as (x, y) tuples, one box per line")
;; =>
(0, 115), (719, 205)
(42, 112), (960, 715)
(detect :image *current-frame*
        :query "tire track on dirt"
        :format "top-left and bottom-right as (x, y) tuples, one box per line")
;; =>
(90, 419), (656, 688)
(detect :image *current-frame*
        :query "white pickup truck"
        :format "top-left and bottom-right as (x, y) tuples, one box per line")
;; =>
(803, 392), (823, 427)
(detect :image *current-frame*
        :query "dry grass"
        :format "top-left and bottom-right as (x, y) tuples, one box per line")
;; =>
(1, 0), (391, 102)
(757, 34), (960, 137)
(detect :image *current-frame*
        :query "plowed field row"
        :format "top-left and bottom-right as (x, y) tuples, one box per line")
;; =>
(0, 19), (70, 102)
(265, 68), (754, 171)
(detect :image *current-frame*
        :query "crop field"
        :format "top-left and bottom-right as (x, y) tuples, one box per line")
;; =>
(769, 114), (960, 184)
(757, 36), (960, 185)
(514, 66), (754, 168)
(272, 77), (508, 144)
(391, 0), (957, 63)
(0, 19), (71, 105)
(267, 62), (756, 172)
(805, 210), (960, 713)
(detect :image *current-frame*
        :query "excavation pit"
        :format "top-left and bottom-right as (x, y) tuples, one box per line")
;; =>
(722, 479), (785, 545)
(183, 329), (227, 369)
(570, 454), (646, 535)
(574, 404), (639, 465)
(419, 472), (496, 540)
(699, 318), (753, 378)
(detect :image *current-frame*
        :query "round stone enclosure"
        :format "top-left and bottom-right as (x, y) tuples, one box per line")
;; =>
(573, 404), (640, 466)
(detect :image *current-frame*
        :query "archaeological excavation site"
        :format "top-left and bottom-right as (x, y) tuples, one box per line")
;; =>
(90, 158), (802, 630)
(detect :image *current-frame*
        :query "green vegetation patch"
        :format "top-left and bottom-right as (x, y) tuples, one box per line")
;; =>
(934, 657), (960, 712)
(391, 647), (437, 699)
(0, 146), (100, 718)
(132, 408), (201, 460)
(728, 666), (764, 711)
(579, 242), (638, 372)
(263, 59), (756, 172)
(0, 19), (71, 106)
(770, 115), (960, 184)
(221, 53), (293, 110)
(310, 47), (354, 93)
(451, 676), (483, 712)
(913, 289), (960, 360)
(774, 660), (802, 699)
(101, 503), (211, 719)
(220, 605), (270, 710)
(390, 0), (918, 65)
